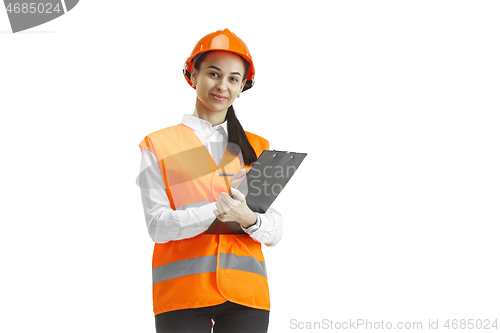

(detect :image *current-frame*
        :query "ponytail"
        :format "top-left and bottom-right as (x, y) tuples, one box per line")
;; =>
(225, 105), (257, 166)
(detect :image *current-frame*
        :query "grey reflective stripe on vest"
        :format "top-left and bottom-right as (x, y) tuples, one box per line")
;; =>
(152, 253), (267, 284)
(175, 200), (211, 210)
(153, 255), (217, 284)
(220, 253), (267, 278)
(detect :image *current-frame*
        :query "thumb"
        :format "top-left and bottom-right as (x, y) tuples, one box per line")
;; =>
(230, 187), (246, 202)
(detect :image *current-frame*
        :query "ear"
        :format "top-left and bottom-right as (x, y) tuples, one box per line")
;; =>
(240, 79), (246, 93)
(191, 69), (198, 86)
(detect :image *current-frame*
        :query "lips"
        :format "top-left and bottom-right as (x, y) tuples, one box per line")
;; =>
(210, 94), (228, 101)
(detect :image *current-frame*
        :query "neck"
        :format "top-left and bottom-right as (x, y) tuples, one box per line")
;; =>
(193, 98), (228, 126)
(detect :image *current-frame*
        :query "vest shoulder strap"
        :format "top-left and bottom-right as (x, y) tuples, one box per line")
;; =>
(138, 124), (190, 158)
(245, 131), (269, 158)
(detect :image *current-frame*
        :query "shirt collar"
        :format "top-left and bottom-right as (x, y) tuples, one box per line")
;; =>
(181, 113), (228, 135)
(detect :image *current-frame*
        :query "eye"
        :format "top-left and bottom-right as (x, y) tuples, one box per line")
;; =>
(230, 77), (239, 82)
(209, 72), (219, 78)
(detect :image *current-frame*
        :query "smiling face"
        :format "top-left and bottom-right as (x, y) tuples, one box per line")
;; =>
(190, 50), (247, 116)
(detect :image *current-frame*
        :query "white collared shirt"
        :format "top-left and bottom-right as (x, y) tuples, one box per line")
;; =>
(180, 113), (228, 166)
(139, 113), (283, 246)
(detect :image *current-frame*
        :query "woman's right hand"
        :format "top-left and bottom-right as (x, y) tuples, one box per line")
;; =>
(229, 167), (250, 190)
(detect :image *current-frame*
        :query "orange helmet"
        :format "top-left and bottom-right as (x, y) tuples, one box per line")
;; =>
(183, 29), (255, 92)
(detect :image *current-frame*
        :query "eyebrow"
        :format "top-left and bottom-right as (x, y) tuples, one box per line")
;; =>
(207, 66), (241, 76)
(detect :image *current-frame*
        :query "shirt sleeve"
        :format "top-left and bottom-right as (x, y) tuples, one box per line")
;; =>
(138, 147), (217, 243)
(242, 207), (284, 247)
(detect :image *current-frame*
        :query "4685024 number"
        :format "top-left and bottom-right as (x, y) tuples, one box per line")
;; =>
(444, 319), (498, 330)
(6, 2), (62, 14)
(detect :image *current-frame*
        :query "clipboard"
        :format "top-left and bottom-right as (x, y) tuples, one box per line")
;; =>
(205, 150), (307, 234)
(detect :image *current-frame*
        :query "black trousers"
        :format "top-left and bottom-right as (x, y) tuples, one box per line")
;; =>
(155, 301), (269, 333)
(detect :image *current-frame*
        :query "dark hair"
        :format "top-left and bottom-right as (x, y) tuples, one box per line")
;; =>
(193, 51), (257, 166)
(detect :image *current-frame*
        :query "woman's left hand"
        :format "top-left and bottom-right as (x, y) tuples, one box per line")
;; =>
(214, 187), (257, 228)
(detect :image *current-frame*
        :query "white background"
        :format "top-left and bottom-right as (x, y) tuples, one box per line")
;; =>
(1, 1), (499, 332)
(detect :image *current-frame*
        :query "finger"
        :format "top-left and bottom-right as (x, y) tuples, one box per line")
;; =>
(229, 168), (250, 187)
(218, 197), (233, 214)
(230, 187), (246, 202)
(217, 213), (229, 222)
(237, 167), (249, 175)
(215, 202), (225, 215)
(219, 199), (231, 213)
(230, 178), (242, 189)
(233, 167), (249, 181)
(218, 192), (234, 209)
(230, 172), (245, 188)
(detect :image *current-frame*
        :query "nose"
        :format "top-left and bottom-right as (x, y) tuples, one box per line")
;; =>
(216, 81), (227, 92)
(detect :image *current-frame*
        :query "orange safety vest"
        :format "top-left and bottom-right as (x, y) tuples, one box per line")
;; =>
(139, 123), (271, 316)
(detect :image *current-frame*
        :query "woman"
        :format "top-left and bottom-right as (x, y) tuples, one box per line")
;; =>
(138, 29), (283, 332)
